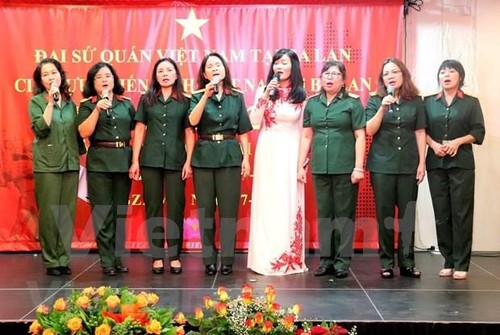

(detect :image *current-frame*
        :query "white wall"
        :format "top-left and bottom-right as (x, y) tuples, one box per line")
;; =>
(407, 0), (500, 251)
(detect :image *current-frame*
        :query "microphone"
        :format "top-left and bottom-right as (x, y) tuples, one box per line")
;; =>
(102, 90), (110, 117)
(387, 86), (394, 113)
(212, 75), (220, 94)
(51, 82), (60, 102)
(269, 72), (281, 99)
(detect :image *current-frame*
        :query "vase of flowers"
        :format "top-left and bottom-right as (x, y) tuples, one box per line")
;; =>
(186, 284), (301, 335)
(28, 286), (184, 335)
(296, 321), (357, 335)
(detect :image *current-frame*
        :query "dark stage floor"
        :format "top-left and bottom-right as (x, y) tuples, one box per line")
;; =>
(2, 251), (500, 334)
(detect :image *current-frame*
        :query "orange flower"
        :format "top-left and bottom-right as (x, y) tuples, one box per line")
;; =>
(254, 311), (264, 324)
(242, 283), (253, 296)
(76, 295), (90, 309)
(105, 295), (120, 309)
(282, 314), (296, 329)
(269, 302), (280, 312)
(242, 291), (253, 304)
(82, 287), (95, 297)
(174, 312), (186, 324)
(215, 302), (228, 316)
(94, 324), (111, 335)
(148, 293), (159, 305)
(145, 319), (162, 335)
(217, 287), (229, 301)
(96, 286), (107, 297)
(36, 305), (49, 314)
(245, 318), (255, 328)
(265, 285), (276, 303)
(194, 307), (204, 320)
(176, 326), (185, 335)
(137, 293), (149, 308)
(66, 317), (82, 334)
(264, 285), (275, 295)
(41, 329), (56, 335)
(53, 298), (67, 311)
(292, 304), (302, 315)
(28, 320), (42, 335)
(262, 320), (273, 333)
(203, 295), (214, 308)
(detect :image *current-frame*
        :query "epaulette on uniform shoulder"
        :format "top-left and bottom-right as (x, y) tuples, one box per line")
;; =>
(348, 92), (359, 99)
(191, 88), (206, 95)
(308, 92), (320, 99)
(79, 97), (92, 103)
(122, 96), (131, 100)
(369, 91), (378, 96)
(182, 92), (192, 98)
(232, 88), (244, 94)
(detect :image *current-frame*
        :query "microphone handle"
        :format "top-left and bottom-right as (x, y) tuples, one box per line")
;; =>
(213, 84), (218, 94)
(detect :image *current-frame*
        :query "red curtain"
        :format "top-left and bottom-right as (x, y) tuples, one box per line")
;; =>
(0, 2), (403, 251)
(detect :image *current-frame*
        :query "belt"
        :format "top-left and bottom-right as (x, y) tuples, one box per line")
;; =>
(92, 141), (129, 148)
(199, 134), (235, 141)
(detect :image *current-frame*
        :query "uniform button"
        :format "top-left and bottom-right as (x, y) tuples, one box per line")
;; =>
(112, 116), (116, 120)
(162, 133), (166, 136)
(219, 123), (222, 125)
(163, 124), (166, 127)
(218, 105), (222, 109)
(445, 125), (448, 127)
(114, 126), (117, 129)
(163, 114), (166, 116)
(115, 136), (119, 139)
(219, 114), (222, 117)
(397, 116), (400, 120)
(397, 136), (400, 140)
(397, 126), (400, 129)
(444, 134), (448, 138)
(398, 147), (402, 150)
(161, 142), (165, 145)
(445, 115), (448, 118)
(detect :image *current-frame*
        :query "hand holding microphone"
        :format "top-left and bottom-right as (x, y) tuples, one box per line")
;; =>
(384, 86), (395, 112)
(269, 72), (281, 100)
(212, 75), (221, 94)
(101, 90), (111, 117)
(50, 82), (60, 102)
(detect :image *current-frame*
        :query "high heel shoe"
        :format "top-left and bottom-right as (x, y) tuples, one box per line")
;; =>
(170, 260), (182, 274)
(380, 268), (394, 279)
(152, 259), (164, 274)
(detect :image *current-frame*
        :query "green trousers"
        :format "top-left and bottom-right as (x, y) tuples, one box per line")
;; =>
(141, 167), (185, 261)
(427, 168), (474, 271)
(371, 173), (418, 269)
(313, 173), (357, 270)
(34, 171), (78, 269)
(87, 171), (131, 268)
(193, 167), (241, 266)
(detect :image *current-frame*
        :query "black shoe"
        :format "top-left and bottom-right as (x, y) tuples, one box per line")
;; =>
(221, 265), (233, 275)
(58, 266), (72, 275)
(115, 265), (129, 273)
(313, 266), (333, 277)
(400, 266), (421, 278)
(103, 267), (117, 276)
(205, 264), (216, 276)
(380, 268), (394, 279)
(170, 266), (182, 274)
(46, 267), (62, 276)
(334, 268), (348, 279)
(152, 260), (164, 274)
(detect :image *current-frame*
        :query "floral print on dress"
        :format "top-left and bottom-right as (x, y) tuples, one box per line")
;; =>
(270, 204), (305, 273)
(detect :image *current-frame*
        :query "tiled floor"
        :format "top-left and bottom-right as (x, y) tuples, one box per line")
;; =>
(2, 251), (500, 332)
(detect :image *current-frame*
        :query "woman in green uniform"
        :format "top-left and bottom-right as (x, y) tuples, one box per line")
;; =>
(424, 59), (485, 280)
(366, 58), (426, 279)
(77, 62), (136, 276)
(298, 60), (366, 279)
(29, 58), (85, 276)
(129, 58), (195, 275)
(189, 52), (252, 276)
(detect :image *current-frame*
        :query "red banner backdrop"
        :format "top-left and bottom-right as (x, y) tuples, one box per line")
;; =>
(0, 1), (403, 251)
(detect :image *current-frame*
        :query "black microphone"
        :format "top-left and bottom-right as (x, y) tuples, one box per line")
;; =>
(269, 72), (281, 99)
(102, 90), (110, 117)
(213, 75), (220, 94)
(387, 86), (394, 113)
(51, 82), (60, 102)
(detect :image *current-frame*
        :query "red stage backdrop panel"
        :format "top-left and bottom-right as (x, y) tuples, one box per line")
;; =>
(0, 2), (403, 251)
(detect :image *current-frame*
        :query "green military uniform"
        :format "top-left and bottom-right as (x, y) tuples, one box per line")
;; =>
(77, 95), (135, 269)
(366, 93), (426, 270)
(29, 92), (84, 270)
(135, 93), (191, 261)
(189, 89), (252, 266)
(424, 90), (485, 271)
(304, 91), (366, 271)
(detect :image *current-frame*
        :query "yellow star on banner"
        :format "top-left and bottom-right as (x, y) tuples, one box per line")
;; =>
(175, 8), (209, 41)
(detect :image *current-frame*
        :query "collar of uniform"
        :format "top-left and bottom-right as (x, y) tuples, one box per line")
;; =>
(435, 89), (464, 100)
(319, 91), (344, 105)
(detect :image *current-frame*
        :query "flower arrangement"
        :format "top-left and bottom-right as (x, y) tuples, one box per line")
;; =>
(186, 284), (301, 335)
(28, 286), (184, 335)
(296, 322), (357, 335)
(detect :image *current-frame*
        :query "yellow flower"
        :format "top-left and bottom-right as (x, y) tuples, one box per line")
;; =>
(137, 292), (149, 308)
(217, 287), (229, 301)
(148, 293), (159, 305)
(82, 287), (95, 297)
(94, 323), (111, 335)
(194, 306), (204, 320)
(28, 320), (42, 335)
(242, 283), (253, 295)
(36, 305), (49, 314)
(76, 295), (90, 309)
(215, 302), (227, 317)
(41, 329), (56, 335)
(174, 312), (186, 325)
(146, 319), (162, 335)
(53, 298), (67, 311)
(105, 295), (120, 309)
(96, 286), (107, 297)
(67, 317), (82, 334)
(176, 326), (185, 335)
(292, 304), (302, 315)
(283, 314), (296, 329)
(203, 295), (214, 308)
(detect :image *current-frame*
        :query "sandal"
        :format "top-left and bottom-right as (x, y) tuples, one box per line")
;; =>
(453, 271), (467, 280)
(400, 266), (421, 278)
(439, 268), (453, 277)
(380, 268), (394, 279)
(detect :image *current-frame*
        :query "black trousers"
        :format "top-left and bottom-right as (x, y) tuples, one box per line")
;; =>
(141, 167), (185, 261)
(193, 166), (241, 266)
(371, 173), (418, 269)
(427, 168), (475, 271)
